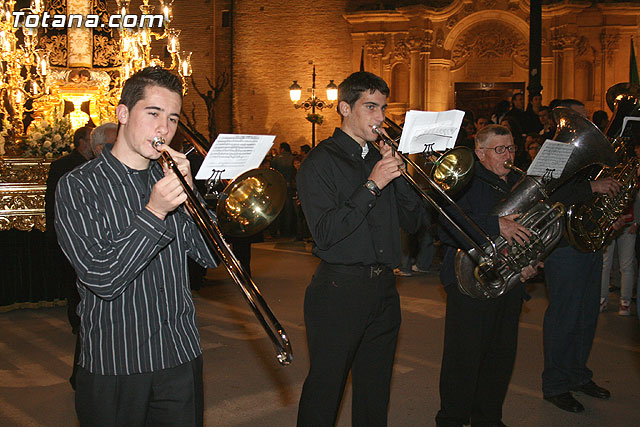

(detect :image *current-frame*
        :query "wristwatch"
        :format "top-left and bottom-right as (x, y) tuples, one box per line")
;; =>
(364, 179), (381, 197)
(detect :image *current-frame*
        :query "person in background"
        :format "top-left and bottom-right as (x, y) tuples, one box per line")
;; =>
(90, 122), (117, 157)
(538, 106), (556, 140)
(475, 116), (490, 133)
(600, 203), (636, 315)
(592, 110), (609, 132)
(523, 133), (543, 169)
(271, 142), (296, 237)
(541, 98), (619, 414)
(44, 125), (94, 390)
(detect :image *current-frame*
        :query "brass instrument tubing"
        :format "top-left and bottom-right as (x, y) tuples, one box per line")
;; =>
(153, 138), (293, 366)
(371, 125), (498, 264)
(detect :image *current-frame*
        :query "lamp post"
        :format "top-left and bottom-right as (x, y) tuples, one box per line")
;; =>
(289, 65), (338, 147)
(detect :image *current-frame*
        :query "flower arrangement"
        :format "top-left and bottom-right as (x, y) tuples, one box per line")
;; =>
(22, 116), (75, 158)
(306, 113), (324, 125)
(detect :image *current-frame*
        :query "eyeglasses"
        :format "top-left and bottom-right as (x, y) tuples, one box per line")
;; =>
(479, 145), (517, 154)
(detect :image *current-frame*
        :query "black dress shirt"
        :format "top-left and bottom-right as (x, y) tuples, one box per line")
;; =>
(296, 128), (420, 267)
(55, 144), (217, 375)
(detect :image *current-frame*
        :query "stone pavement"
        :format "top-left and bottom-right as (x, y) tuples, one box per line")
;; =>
(0, 240), (639, 426)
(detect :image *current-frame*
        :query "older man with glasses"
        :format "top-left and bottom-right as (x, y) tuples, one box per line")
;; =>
(436, 124), (540, 427)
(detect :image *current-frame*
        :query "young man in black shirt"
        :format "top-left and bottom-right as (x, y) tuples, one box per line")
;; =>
(296, 71), (421, 426)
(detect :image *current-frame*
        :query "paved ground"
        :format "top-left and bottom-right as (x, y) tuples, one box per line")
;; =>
(1, 239), (639, 426)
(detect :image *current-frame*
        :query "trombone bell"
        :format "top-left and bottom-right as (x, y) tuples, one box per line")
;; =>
(432, 147), (475, 192)
(216, 168), (287, 237)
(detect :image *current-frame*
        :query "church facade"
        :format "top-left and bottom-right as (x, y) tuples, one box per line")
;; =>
(224, 0), (640, 149)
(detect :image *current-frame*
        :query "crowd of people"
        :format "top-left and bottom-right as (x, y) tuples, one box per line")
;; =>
(46, 66), (639, 426)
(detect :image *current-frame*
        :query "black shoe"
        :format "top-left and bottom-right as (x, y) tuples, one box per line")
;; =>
(544, 392), (585, 413)
(571, 380), (611, 399)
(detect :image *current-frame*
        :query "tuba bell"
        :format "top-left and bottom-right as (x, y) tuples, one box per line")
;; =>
(455, 107), (618, 299)
(565, 83), (640, 252)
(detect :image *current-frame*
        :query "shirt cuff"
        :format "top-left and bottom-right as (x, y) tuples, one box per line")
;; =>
(138, 207), (174, 244)
(351, 183), (377, 214)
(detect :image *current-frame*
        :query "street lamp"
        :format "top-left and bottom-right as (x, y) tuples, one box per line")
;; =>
(289, 65), (338, 147)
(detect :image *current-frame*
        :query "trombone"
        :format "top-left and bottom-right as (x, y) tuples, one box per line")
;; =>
(152, 136), (293, 366)
(371, 122), (499, 265)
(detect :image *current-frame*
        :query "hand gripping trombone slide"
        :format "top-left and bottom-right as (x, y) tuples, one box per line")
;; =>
(152, 136), (293, 366)
(370, 125), (500, 268)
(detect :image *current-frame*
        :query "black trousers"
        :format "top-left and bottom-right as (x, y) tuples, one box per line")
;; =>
(297, 262), (400, 427)
(436, 285), (522, 427)
(75, 356), (203, 427)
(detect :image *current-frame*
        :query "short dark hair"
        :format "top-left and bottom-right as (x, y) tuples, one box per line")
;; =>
(118, 66), (183, 111)
(512, 92), (524, 101)
(280, 142), (291, 153)
(73, 125), (93, 146)
(337, 71), (389, 116)
(592, 110), (609, 123)
(300, 144), (311, 154)
(475, 124), (512, 148)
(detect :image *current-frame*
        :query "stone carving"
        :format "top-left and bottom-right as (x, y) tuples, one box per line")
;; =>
(481, 0), (498, 8)
(600, 30), (620, 65)
(577, 36), (589, 56)
(451, 21), (528, 70)
(436, 28), (445, 48)
(551, 27), (578, 51)
(391, 39), (409, 62)
(366, 37), (386, 57)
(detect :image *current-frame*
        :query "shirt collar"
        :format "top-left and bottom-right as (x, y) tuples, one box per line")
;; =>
(101, 143), (162, 183)
(330, 127), (379, 161)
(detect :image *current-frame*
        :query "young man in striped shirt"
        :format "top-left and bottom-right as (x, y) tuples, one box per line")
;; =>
(55, 67), (217, 426)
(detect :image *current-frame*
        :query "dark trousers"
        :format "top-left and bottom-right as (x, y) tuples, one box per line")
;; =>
(297, 262), (401, 427)
(75, 356), (204, 427)
(436, 284), (523, 427)
(542, 246), (601, 396)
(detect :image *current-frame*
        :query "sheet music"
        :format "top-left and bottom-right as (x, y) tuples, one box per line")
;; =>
(526, 139), (575, 179)
(620, 116), (640, 138)
(398, 109), (465, 154)
(195, 134), (274, 180)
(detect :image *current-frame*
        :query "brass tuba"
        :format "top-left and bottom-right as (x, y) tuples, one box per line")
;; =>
(455, 107), (618, 299)
(565, 83), (640, 252)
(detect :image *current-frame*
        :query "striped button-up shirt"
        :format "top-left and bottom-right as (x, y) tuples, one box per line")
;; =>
(55, 145), (217, 375)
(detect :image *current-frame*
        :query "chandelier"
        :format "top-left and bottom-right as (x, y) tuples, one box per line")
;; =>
(0, 0), (50, 137)
(115, 0), (192, 90)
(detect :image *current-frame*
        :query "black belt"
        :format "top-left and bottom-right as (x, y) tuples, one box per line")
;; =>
(320, 261), (391, 279)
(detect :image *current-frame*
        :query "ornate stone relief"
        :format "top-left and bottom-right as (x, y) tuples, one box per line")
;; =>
(451, 21), (528, 70)
(366, 37), (386, 57)
(551, 27), (578, 51)
(600, 30), (620, 65)
(390, 39), (410, 62)
(435, 28), (445, 49)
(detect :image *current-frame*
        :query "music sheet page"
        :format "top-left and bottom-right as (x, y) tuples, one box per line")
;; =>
(398, 109), (465, 154)
(526, 139), (575, 179)
(195, 134), (274, 180)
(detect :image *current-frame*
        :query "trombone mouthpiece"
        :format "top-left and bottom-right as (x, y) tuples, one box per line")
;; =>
(372, 125), (382, 134)
(152, 136), (166, 149)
